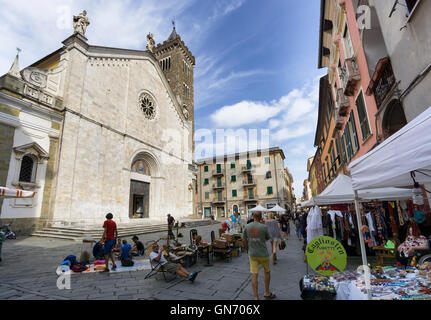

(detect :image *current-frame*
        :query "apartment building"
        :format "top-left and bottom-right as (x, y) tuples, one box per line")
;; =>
(196, 148), (288, 219)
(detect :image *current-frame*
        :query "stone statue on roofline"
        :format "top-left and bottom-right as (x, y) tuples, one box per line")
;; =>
(146, 33), (155, 53)
(73, 10), (90, 36)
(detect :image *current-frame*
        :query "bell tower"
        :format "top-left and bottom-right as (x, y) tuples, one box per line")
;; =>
(153, 22), (195, 132)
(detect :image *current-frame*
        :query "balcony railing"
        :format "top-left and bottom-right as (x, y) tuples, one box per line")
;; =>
(334, 109), (344, 130)
(212, 169), (224, 176)
(372, 60), (396, 109)
(340, 57), (361, 96)
(242, 166), (253, 172)
(336, 88), (350, 116)
(212, 183), (225, 190)
(211, 198), (226, 204)
(243, 179), (256, 187)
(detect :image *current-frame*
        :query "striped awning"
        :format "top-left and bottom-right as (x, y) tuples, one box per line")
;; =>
(0, 187), (36, 199)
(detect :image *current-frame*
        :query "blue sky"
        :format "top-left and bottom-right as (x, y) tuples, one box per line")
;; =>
(0, 0), (326, 198)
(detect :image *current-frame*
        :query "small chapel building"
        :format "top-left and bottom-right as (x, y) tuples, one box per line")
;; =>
(0, 12), (196, 233)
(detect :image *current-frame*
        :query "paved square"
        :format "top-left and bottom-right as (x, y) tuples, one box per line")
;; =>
(0, 224), (362, 300)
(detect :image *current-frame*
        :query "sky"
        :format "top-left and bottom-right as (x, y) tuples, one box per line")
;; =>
(0, 0), (326, 199)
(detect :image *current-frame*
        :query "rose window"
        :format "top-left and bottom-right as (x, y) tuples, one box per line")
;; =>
(139, 93), (156, 120)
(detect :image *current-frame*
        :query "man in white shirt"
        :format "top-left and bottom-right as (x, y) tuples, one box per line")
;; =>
(150, 243), (198, 282)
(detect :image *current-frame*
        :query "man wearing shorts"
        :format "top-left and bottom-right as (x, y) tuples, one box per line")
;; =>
(243, 211), (276, 300)
(150, 243), (198, 282)
(102, 213), (118, 272)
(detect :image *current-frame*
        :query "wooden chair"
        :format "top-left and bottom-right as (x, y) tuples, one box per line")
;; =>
(211, 231), (231, 262)
(373, 238), (399, 266)
(144, 240), (176, 282)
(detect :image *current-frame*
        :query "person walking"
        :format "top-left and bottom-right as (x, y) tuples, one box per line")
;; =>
(280, 214), (290, 239)
(102, 213), (118, 272)
(243, 211), (276, 300)
(265, 212), (282, 264)
(295, 216), (302, 240)
(167, 214), (175, 240)
(210, 212), (215, 225)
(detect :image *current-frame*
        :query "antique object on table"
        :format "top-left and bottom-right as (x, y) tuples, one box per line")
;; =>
(210, 231), (231, 262)
(299, 275), (336, 300)
(372, 238), (399, 266)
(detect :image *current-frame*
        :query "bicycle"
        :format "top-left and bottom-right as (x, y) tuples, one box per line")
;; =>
(0, 223), (16, 240)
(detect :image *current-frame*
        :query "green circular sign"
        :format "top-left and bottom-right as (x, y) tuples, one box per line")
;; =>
(306, 236), (347, 276)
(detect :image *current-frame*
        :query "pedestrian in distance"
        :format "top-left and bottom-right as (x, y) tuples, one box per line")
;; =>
(243, 211), (276, 300)
(167, 214), (175, 240)
(210, 212), (215, 225)
(265, 212), (282, 264)
(102, 213), (118, 272)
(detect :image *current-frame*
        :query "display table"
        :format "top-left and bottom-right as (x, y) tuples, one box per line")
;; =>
(331, 267), (431, 300)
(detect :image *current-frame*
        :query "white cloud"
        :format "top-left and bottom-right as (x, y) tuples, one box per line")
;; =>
(211, 100), (283, 127)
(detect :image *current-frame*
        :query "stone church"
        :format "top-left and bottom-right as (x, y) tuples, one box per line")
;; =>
(0, 12), (196, 233)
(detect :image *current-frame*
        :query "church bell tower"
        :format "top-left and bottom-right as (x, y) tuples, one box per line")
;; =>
(153, 22), (195, 133)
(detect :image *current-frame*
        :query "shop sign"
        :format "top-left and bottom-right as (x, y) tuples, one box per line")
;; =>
(306, 236), (347, 276)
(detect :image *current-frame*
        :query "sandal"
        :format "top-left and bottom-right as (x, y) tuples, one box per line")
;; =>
(112, 264), (117, 271)
(264, 292), (276, 299)
(102, 268), (110, 272)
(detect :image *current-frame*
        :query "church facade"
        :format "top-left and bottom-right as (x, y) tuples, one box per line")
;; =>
(0, 13), (196, 233)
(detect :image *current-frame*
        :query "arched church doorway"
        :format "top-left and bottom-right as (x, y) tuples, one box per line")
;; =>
(382, 100), (407, 139)
(130, 156), (152, 219)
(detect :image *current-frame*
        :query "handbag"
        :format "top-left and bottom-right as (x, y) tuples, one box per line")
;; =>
(279, 239), (286, 250)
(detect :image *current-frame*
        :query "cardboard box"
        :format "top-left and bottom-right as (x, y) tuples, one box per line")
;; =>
(214, 239), (228, 248)
(222, 233), (234, 242)
(231, 249), (239, 257)
(235, 240), (243, 247)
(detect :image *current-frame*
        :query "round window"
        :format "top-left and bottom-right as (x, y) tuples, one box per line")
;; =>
(139, 93), (156, 120)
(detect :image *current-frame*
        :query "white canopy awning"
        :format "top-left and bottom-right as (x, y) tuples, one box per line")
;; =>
(309, 174), (412, 205)
(349, 107), (431, 190)
(0, 187), (36, 199)
(268, 205), (286, 213)
(300, 199), (315, 207)
(249, 205), (268, 212)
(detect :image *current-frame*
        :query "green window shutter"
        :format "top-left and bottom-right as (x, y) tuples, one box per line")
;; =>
(216, 164), (221, 173)
(265, 157), (270, 164)
(204, 178), (209, 185)
(231, 163), (235, 169)
(217, 177), (222, 186)
(204, 166), (208, 172)
(232, 190), (237, 197)
(231, 175), (236, 182)
(205, 192), (209, 199)
(267, 186), (273, 195)
(247, 160), (252, 169)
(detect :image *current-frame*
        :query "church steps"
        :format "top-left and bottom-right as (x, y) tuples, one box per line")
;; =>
(30, 219), (216, 241)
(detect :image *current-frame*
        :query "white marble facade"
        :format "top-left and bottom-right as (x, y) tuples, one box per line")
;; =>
(48, 35), (194, 226)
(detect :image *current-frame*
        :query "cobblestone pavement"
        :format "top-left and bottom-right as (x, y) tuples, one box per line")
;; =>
(0, 223), (363, 300)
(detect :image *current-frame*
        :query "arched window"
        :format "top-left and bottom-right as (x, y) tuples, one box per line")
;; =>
(19, 155), (35, 183)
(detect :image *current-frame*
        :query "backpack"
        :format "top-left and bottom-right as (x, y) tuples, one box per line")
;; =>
(71, 264), (88, 272)
(64, 255), (77, 266)
(121, 258), (134, 267)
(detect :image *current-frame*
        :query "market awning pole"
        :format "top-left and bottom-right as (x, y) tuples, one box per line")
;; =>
(354, 190), (371, 300)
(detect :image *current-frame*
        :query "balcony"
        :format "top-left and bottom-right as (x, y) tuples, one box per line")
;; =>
(334, 110), (344, 130)
(211, 198), (226, 205)
(336, 88), (350, 116)
(212, 183), (225, 190)
(340, 57), (361, 96)
(243, 179), (256, 187)
(242, 166), (253, 173)
(212, 169), (224, 176)
(244, 197), (257, 203)
(367, 58), (396, 109)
